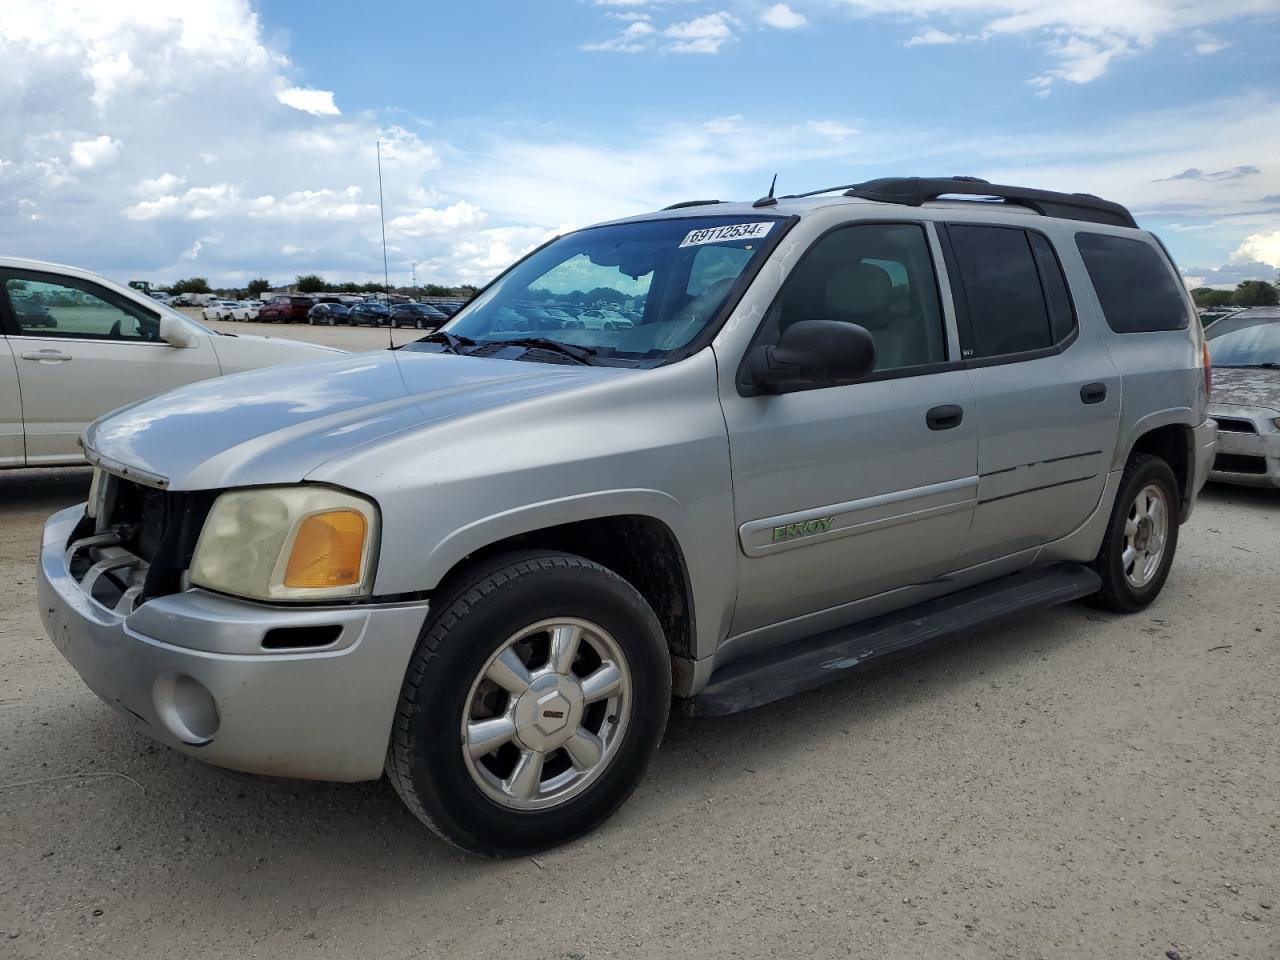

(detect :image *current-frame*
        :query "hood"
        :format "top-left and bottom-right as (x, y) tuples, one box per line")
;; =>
(84, 350), (621, 490)
(1210, 367), (1280, 412)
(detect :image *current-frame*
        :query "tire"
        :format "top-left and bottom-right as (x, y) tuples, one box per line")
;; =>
(1091, 452), (1180, 613)
(414, 319), (424, 330)
(386, 550), (671, 857)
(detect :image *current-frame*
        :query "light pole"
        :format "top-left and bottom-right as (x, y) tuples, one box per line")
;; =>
(411, 261), (417, 293)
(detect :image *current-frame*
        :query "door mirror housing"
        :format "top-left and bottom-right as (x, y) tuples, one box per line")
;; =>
(158, 313), (197, 348)
(746, 320), (876, 394)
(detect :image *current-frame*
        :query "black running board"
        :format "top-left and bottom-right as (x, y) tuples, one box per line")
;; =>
(692, 563), (1100, 717)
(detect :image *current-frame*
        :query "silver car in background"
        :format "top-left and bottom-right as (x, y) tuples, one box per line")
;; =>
(1206, 311), (1280, 487)
(37, 176), (1215, 857)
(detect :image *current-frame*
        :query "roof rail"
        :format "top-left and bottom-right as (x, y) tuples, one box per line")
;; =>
(662, 199), (722, 211)
(843, 176), (1137, 228)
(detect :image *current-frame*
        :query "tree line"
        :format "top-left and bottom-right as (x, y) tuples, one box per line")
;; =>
(1190, 278), (1279, 309)
(162, 275), (478, 299)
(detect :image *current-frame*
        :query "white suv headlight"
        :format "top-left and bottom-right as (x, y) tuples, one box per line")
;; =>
(190, 486), (378, 602)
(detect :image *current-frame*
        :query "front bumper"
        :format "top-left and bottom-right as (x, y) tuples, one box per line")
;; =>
(1206, 406), (1280, 489)
(38, 505), (429, 781)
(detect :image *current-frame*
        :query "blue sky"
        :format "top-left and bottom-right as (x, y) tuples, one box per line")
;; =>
(2, 0), (1278, 288)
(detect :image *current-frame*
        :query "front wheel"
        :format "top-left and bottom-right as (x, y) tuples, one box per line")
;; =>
(1091, 453), (1180, 612)
(386, 551), (670, 857)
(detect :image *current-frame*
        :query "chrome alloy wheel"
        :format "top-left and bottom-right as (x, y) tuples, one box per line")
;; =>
(1123, 482), (1168, 588)
(460, 618), (631, 810)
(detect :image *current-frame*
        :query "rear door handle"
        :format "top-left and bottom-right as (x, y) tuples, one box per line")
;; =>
(1080, 382), (1107, 404)
(20, 349), (72, 363)
(926, 404), (964, 431)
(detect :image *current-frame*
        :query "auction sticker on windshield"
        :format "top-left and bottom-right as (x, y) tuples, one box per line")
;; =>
(679, 222), (774, 248)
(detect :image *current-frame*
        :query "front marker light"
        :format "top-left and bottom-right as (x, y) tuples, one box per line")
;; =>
(190, 486), (378, 602)
(284, 509), (368, 589)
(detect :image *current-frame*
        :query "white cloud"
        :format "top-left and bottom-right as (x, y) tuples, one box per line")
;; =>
(664, 12), (738, 53)
(805, 1), (1274, 87)
(807, 120), (858, 139)
(582, 20), (657, 53)
(904, 28), (960, 46)
(1233, 230), (1280, 268)
(69, 135), (121, 169)
(275, 85), (340, 116)
(761, 4), (807, 29)
(389, 201), (487, 237)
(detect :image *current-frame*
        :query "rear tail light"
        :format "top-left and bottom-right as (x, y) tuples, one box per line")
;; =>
(1202, 340), (1212, 401)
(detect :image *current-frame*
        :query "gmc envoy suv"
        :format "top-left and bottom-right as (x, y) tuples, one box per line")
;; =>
(39, 177), (1217, 856)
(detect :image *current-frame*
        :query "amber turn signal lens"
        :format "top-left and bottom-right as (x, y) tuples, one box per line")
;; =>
(284, 510), (368, 588)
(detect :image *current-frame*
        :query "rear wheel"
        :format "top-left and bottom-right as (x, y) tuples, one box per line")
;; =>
(386, 551), (670, 857)
(1092, 453), (1180, 612)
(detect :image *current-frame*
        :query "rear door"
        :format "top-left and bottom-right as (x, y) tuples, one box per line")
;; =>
(0, 268), (222, 465)
(939, 222), (1121, 566)
(0, 336), (22, 466)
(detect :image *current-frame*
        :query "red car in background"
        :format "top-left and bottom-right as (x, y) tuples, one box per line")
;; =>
(256, 296), (313, 323)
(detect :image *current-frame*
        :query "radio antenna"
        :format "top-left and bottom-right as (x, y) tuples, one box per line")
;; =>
(376, 140), (393, 350)
(752, 172), (778, 208)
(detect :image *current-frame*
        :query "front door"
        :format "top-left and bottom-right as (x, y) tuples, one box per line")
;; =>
(719, 221), (978, 640)
(0, 269), (222, 465)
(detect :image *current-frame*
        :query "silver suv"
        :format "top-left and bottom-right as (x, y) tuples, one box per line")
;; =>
(38, 176), (1217, 856)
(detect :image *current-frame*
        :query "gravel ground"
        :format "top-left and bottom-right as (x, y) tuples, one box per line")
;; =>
(0, 328), (1276, 958)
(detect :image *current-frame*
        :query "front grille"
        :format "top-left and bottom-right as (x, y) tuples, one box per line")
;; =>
(1214, 453), (1269, 475)
(1215, 417), (1257, 434)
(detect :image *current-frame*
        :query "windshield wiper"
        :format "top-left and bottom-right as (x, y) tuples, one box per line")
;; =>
(411, 331), (476, 354)
(489, 337), (599, 365)
(1218, 362), (1280, 369)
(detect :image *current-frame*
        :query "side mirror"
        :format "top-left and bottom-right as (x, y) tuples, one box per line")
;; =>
(747, 319), (876, 393)
(159, 313), (196, 348)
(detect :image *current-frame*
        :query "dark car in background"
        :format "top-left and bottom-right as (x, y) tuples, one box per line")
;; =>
(348, 301), (390, 326)
(429, 300), (466, 317)
(389, 302), (448, 330)
(307, 302), (350, 326)
(257, 296), (313, 324)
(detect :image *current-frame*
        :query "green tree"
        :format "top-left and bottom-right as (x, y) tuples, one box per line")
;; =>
(422, 283), (453, 297)
(1232, 279), (1279, 307)
(295, 274), (327, 294)
(246, 278), (272, 298)
(1191, 287), (1233, 308)
(586, 286), (625, 306)
(170, 277), (211, 294)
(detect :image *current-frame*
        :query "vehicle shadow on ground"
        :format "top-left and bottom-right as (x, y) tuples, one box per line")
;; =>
(12, 592), (1095, 897)
(0, 467), (92, 517)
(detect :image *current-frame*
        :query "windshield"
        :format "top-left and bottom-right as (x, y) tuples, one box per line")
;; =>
(402, 215), (785, 366)
(1209, 321), (1280, 367)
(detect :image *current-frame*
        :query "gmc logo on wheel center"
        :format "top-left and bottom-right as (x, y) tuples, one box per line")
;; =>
(542, 709), (566, 719)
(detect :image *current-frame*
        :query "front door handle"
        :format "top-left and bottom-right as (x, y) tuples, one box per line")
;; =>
(926, 404), (964, 431)
(1080, 382), (1107, 404)
(20, 349), (72, 363)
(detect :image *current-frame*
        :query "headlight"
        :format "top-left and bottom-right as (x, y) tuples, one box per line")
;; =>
(190, 486), (378, 602)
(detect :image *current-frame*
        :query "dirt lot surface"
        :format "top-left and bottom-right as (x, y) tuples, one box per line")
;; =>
(191, 309), (427, 351)
(0, 324), (1276, 958)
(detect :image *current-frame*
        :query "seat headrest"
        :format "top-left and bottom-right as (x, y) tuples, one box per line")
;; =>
(824, 261), (893, 319)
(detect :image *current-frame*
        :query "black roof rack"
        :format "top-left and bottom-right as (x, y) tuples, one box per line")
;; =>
(842, 176), (1137, 228)
(662, 199), (722, 211)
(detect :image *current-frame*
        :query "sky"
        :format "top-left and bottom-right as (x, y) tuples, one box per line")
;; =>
(1, 0), (1278, 290)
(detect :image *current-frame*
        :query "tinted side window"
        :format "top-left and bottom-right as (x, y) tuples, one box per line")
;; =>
(1028, 233), (1076, 344)
(766, 222), (946, 373)
(2, 274), (160, 342)
(946, 225), (1052, 359)
(1075, 233), (1189, 333)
